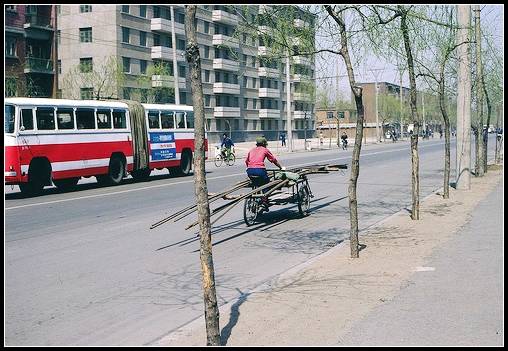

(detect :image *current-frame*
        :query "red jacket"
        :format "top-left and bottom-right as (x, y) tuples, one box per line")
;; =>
(245, 146), (278, 168)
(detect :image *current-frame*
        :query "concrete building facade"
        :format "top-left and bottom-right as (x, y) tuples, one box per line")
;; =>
(56, 5), (316, 143)
(5, 5), (57, 98)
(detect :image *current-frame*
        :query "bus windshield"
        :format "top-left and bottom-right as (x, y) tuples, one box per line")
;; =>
(5, 104), (15, 133)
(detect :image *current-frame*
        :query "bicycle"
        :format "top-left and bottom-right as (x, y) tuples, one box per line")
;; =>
(214, 148), (236, 167)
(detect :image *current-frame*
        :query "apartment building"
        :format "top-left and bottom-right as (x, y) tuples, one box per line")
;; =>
(315, 82), (412, 140)
(5, 5), (57, 97)
(56, 5), (316, 142)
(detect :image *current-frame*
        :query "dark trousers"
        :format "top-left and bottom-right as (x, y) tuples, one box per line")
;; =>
(246, 168), (270, 193)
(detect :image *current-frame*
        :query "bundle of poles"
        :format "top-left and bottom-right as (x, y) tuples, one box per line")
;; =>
(150, 163), (347, 231)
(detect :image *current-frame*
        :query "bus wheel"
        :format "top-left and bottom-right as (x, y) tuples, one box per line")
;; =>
(53, 177), (80, 191)
(180, 150), (193, 176)
(131, 168), (151, 181)
(108, 156), (125, 185)
(97, 156), (125, 186)
(19, 181), (44, 196)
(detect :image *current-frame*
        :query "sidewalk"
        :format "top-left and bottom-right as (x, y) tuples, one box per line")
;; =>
(156, 164), (503, 346)
(210, 136), (394, 160)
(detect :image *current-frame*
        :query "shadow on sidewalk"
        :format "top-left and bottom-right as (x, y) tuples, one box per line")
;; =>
(220, 288), (252, 345)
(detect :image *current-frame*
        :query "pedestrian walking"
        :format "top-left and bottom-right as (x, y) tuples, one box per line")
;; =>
(280, 132), (286, 147)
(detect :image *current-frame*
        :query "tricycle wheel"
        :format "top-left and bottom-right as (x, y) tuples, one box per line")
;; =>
(243, 196), (259, 226)
(297, 184), (311, 217)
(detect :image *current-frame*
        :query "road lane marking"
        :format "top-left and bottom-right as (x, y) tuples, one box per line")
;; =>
(5, 143), (443, 210)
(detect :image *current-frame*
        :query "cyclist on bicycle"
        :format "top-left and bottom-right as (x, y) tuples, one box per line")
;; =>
(245, 136), (284, 211)
(221, 133), (234, 159)
(341, 132), (348, 149)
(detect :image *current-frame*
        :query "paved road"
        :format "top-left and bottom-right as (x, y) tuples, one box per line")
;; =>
(4, 136), (497, 345)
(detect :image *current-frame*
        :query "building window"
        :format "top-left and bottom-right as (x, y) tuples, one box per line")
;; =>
(177, 38), (186, 51)
(140, 59), (147, 74)
(176, 12), (185, 24)
(243, 76), (247, 88)
(139, 31), (146, 46)
(80, 88), (94, 100)
(6, 37), (16, 57)
(244, 98), (248, 109)
(153, 33), (160, 46)
(179, 91), (186, 105)
(153, 6), (160, 18)
(121, 5), (129, 13)
(178, 65), (186, 78)
(252, 78), (257, 88)
(80, 57), (93, 73)
(56, 5), (61, 14)
(79, 27), (92, 43)
(80, 5), (92, 13)
(6, 5), (17, 12)
(204, 46), (209, 58)
(205, 95), (211, 107)
(122, 27), (130, 43)
(163, 35), (172, 48)
(204, 21), (209, 34)
(205, 70), (210, 82)
(327, 111), (334, 119)
(139, 5), (146, 17)
(122, 57), (131, 73)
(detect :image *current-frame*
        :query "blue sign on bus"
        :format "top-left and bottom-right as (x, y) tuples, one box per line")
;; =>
(149, 132), (177, 160)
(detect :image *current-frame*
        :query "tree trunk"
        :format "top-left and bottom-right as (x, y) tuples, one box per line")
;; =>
(325, 5), (364, 258)
(474, 5), (485, 176)
(184, 5), (221, 346)
(482, 75), (492, 171)
(400, 10), (420, 220)
(438, 79), (451, 199)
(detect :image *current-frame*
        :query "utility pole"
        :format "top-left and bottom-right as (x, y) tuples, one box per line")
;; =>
(456, 5), (471, 190)
(52, 5), (58, 98)
(399, 69), (404, 140)
(304, 111), (307, 150)
(170, 6), (180, 104)
(286, 52), (293, 152)
(369, 68), (384, 143)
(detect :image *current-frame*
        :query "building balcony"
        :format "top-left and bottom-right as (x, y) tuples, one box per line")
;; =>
(292, 73), (309, 82)
(258, 46), (272, 56)
(258, 67), (279, 78)
(24, 57), (54, 74)
(293, 55), (313, 66)
(24, 15), (53, 30)
(150, 17), (185, 36)
(259, 109), (280, 118)
(293, 92), (311, 101)
(212, 34), (239, 49)
(213, 82), (240, 94)
(214, 106), (240, 117)
(258, 87), (280, 98)
(213, 58), (239, 72)
(151, 75), (186, 89)
(293, 111), (312, 119)
(212, 10), (238, 25)
(151, 46), (185, 61)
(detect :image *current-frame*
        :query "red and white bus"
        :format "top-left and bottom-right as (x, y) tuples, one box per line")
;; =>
(5, 98), (207, 195)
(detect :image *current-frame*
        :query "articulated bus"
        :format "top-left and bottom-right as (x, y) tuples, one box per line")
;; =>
(5, 98), (207, 195)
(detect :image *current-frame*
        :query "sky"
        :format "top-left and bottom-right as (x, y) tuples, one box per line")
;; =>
(309, 4), (504, 102)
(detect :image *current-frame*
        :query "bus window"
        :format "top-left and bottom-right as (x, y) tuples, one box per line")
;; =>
(185, 111), (194, 129)
(76, 108), (95, 129)
(21, 109), (34, 131)
(36, 107), (55, 130)
(5, 105), (15, 133)
(97, 109), (112, 129)
(113, 110), (127, 129)
(57, 108), (75, 130)
(148, 110), (160, 129)
(176, 111), (185, 129)
(161, 111), (175, 129)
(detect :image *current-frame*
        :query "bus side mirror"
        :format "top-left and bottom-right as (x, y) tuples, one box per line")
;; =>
(20, 126), (25, 131)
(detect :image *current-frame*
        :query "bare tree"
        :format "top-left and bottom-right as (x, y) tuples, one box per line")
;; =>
(61, 56), (125, 100)
(473, 5), (485, 176)
(184, 5), (221, 346)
